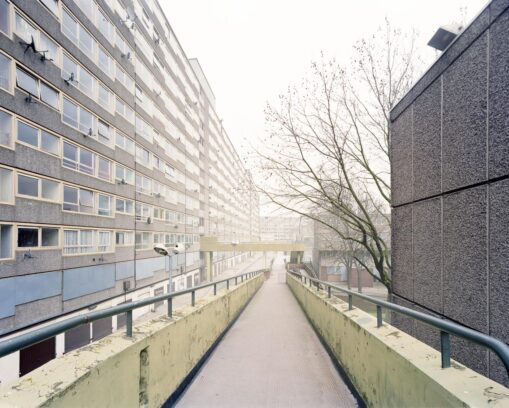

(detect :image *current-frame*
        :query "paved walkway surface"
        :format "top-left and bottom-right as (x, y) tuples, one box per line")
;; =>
(175, 256), (359, 408)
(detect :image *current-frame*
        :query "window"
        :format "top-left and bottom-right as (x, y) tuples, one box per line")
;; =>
(17, 121), (38, 147)
(41, 227), (58, 246)
(0, 224), (13, 259)
(17, 121), (59, 155)
(40, 0), (59, 16)
(63, 142), (112, 181)
(98, 194), (112, 216)
(98, 84), (112, 110)
(135, 231), (151, 250)
(115, 131), (134, 154)
(41, 130), (59, 155)
(98, 157), (111, 181)
(0, 53), (11, 92)
(0, 167), (13, 203)
(135, 203), (152, 222)
(79, 25), (94, 55)
(116, 198), (134, 214)
(135, 116), (152, 142)
(136, 174), (152, 195)
(0, 110), (12, 147)
(63, 229), (94, 254)
(115, 164), (134, 185)
(17, 174), (59, 201)
(16, 67), (38, 96)
(63, 98), (78, 128)
(0, 0), (9, 36)
(63, 97), (93, 134)
(63, 185), (94, 213)
(116, 231), (134, 246)
(116, 98), (134, 122)
(97, 231), (111, 252)
(17, 227), (38, 247)
(135, 145), (150, 167)
(98, 47), (113, 77)
(39, 32), (58, 63)
(97, 120), (111, 145)
(16, 13), (58, 63)
(98, 10), (113, 42)
(40, 83), (59, 108)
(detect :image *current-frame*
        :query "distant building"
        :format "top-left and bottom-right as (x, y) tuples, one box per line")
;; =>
(390, 0), (509, 386)
(259, 216), (301, 241)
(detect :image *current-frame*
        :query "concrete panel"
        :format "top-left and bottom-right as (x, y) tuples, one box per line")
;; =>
(488, 180), (509, 345)
(115, 260), (135, 280)
(63, 264), (115, 301)
(390, 107), (413, 206)
(14, 295), (63, 329)
(392, 205), (413, 300)
(15, 271), (61, 305)
(413, 79), (442, 200)
(0, 279), (16, 319)
(412, 197), (442, 312)
(442, 32), (488, 191)
(135, 257), (165, 281)
(488, 9), (509, 179)
(286, 276), (508, 407)
(443, 186), (487, 332)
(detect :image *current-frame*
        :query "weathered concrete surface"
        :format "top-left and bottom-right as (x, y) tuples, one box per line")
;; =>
(176, 259), (359, 407)
(287, 274), (509, 408)
(0, 274), (264, 408)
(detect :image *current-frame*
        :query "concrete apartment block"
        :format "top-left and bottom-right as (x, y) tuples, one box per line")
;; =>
(390, 0), (509, 385)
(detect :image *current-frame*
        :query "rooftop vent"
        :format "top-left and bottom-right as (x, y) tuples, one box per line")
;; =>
(427, 24), (463, 51)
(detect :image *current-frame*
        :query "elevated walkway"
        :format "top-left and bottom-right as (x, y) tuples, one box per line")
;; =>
(176, 257), (359, 407)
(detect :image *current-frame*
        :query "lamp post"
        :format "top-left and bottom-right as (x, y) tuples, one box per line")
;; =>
(154, 243), (182, 295)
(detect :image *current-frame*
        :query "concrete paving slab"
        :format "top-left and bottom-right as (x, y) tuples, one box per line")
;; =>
(175, 256), (360, 408)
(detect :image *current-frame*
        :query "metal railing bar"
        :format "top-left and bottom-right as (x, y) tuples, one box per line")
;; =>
(0, 269), (265, 358)
(288, 271), (509, 376)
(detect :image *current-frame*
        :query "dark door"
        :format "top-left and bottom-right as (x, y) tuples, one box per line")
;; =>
(65, 324), (91, 353)
(92, 316), (112, 341)
(19, 337), (55, 376)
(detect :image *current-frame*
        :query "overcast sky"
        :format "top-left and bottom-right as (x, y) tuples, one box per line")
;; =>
(161, 0), (487, 158)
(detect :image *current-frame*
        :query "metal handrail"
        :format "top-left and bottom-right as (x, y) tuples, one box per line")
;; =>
(288, 271), (509, 377)
(0, 270), (265, 359)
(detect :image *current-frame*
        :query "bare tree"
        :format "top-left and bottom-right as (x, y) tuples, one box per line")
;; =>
(253, 20), (419, 294)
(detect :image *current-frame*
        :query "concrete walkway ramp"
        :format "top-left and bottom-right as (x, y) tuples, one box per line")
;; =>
(175, 258), (360, 408)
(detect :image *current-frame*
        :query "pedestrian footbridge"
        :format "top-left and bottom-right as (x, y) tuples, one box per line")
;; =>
(0, 258), (508, 407)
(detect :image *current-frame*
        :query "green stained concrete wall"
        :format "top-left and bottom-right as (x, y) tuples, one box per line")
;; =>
(0, 274), (264, 408)
(287, 274), (509, 408)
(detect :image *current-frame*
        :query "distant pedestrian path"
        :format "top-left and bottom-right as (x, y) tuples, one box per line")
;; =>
(175, 256), (359, 407)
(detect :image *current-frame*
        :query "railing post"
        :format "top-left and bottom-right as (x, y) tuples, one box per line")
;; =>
(348, 294), (353, 310)
(316, 281), (319, 291)
(227, 279), (230, 290)
(235, 277), (238, 285)
(441, 331), (451, 368)
(327, 286), (331, 298)
(242, 275), (244, 282)
(213, 283), (217, 296)
(126, 310), (133, 337)
(167, 297), (173, 318)
(309, 279), (312, 287)
(191, 290), (195, 306)
(376, 305), (383, 327)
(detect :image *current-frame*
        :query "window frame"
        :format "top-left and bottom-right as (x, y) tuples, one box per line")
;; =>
(16, 172), (60, 203)
(16, 225), (60, 250)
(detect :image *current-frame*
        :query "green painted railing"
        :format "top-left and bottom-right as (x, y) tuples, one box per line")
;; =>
(0, 270), (264, 358)
(289, 271), (509, 377)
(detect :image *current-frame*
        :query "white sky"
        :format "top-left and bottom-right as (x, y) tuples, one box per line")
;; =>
(161, 0), (487, 159)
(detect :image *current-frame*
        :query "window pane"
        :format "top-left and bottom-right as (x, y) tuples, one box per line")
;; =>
(79, 26), (94, 56)
(98, 157), (110, 180)
(40, 0), (58, 16)
(116, 199), (124, 212)
(41, 228), (58, 246)
(62, 54), (77, 83)
(0, 0), (9, 35)
(98, 194), (111, 216)
(41, 131), (59, 155)
(40, 83), (59, 109)
(17, 174), (38, 197)
(78, 68), (93, 94)
(79, 108), (93, 134)
(0, 224), (13, 259)
(79, 149), (94, 175)
(17, 121), (38, 147)
(0, 53), (11, 91)
(62, 10), (78, 43)
(63, 185), (78, 211)
(98, 85), (110, 109)
(79, 189), (94, 213)
(15, 14), (36, 44)
(39, 32), (58, 63)
(0, 167), (13, 203)
(18, 227), (38, 247)
(0, 110), (11, 147)
(97, 120), (110, 143)
(41, 179), (59, 200)
(16, 67), (38, 96)
(63, 98), (78, 128)
(63, 142), (78, 170)
(63, 230), (78, 254)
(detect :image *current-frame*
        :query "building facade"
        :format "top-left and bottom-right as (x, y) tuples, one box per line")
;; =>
(0, 0), (259, 377)
(390, 0), (509, 385)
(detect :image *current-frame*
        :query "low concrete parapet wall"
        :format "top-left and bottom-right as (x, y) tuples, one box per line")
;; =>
(0, 274), (264, 408)
(287, 274), (509, 407)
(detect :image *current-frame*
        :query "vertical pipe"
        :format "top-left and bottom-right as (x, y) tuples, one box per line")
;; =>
(441, 331), (451, 368)
(213, 283), (217, 296)
(126, 310), (133, 337)
(327, 286), (331, 298)
(376, 305), (383, 327)
(167, 297), (173, 318)
(348, 294), (353, 310)
(191, 290), (195, 306)
(227, 279), (230, 290)
(235, 277), (238, 285)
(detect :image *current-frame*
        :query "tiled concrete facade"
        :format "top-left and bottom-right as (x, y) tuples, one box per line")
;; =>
(0, 0), (259, 336)
(390, 0), (509, 385)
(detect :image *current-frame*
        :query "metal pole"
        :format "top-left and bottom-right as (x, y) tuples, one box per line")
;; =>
(441, 331), (451, 368)
(126, 310), (133, 337)
(191, 290), (195, 306)
(167, 297), (173, 318)
(213, 283), (217, 296)
(327, 286), (331, 298)
(227, 279), (230, 290)
(348, 294), (353, 310)
(376, 305), (383, 327)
